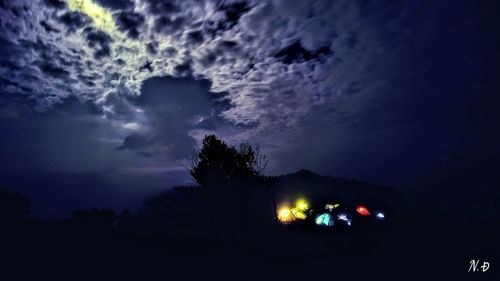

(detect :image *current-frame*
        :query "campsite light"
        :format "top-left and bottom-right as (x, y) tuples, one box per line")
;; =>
(296, 199), (309, 211)
(278, 206), (294, 223)
(326, 203), (340, 211)
(337, 212), (353, 226)
(375, 212), (385, 220)
(356, 206), (371, 216)
(315, 213), (334, 227)
(291, 208), (307, 220)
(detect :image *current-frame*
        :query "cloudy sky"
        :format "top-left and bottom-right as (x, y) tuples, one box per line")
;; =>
(1, 0), (499, 217)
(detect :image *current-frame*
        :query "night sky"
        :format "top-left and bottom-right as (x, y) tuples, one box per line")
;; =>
(1, 0), (499, 217)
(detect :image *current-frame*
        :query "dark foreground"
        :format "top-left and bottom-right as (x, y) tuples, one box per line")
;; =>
(2, 207), (497, 280)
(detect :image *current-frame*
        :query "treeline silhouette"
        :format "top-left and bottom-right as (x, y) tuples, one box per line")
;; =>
(0, 136), (278, 257)
(0, 135), (497, 279)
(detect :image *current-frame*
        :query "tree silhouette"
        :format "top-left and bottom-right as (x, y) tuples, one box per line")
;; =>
(190, 135), (267, 188)
(0, 189), (31, 223)
(71, 208), (115, 235)
(189, 135), (268, 238)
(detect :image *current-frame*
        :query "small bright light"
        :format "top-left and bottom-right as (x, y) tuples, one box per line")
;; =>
(278, 206), (294, 223)
(325, 204), (334, 211)
(356, 206), (371, 216)
(337, 212), (353, 226)
(375, 212), (385, 220)
(296, 199), (309, 211)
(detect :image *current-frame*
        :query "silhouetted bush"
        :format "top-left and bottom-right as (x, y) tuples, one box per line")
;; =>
(0, 189), (31, 223)
(71, 208), (115, 233)
(138, 186), (208, 235)
(189, 135), (269, 237)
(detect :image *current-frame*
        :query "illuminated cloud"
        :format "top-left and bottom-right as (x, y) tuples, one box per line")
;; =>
(1, 0), (498, 192)
(65, 0), (116, 31)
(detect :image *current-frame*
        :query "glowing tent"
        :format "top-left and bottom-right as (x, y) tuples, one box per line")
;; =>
(278, 207), (294, 223)
(291, 208), (307, 220)
(356, 206), (371, 216)
(296, 199), (309, 211)
(375, 212), (385, 220)
(337, 212), (353, 226)
(315, 213), (335, 227)
(325, 203), (340, 211)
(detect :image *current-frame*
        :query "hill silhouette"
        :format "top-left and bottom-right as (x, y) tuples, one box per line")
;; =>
(276, 169), (396, 207)
(0, 130), (497, 280)
(0, 167), (497, 279)
(133, 169), (399, 234)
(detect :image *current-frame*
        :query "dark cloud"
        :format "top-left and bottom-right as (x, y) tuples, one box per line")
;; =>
(39, 20), (60, 33)
(273, 41), (332, 64)
(117, 134), (152, 151)
(117, 76), (214, 159)
(146, 41), (158, 55)
(139, 61), (154, 72)
(195, 40), (243, 70)
(134, 76), (212, 113)
(145, 0), (179, 15)
(220, 40), (238, 49)
(114, 58), (126, 65)
(345, 36), (358, 50)
(192, 95), (234, 131)
(37, 61), (70, 79)
(115, 11), (145, 39)
(77, 72), (103, 87)
(200, 52), (217, 68)
(83, 27), (113, 58)
(94, 0), (133, 10)
(174, 61), (192, 77)
(43, 0), (66, 9)
(57, 12), (91, 33)
(161, 47), (178, 57)
(154, 16), (185, 35)
(185, 30), (204, 46)
(218, 1), (251, 30)
(97, 89), (136, 121)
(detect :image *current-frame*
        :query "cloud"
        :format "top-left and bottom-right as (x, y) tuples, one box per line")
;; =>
(144, 0), (179, 15)
(217, 1), (252, 30)
(43, 0), (66, 9)
(1, 0), (499, 195)
(153, 15), (185, 35)
(184, 30), (205, 46)
(115, 11), (145, 39)
(273, 41), (331, 64)
(39, 20), (61, 33)
(83, 26), (114, 58)
(57, 11), (92, 32)
(117, 133), (151, 151)
(94, 0), (134, 10)
(0, 94), (193, 217)
(115, 76), (215, 159)
(37, 61), (71, 79)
